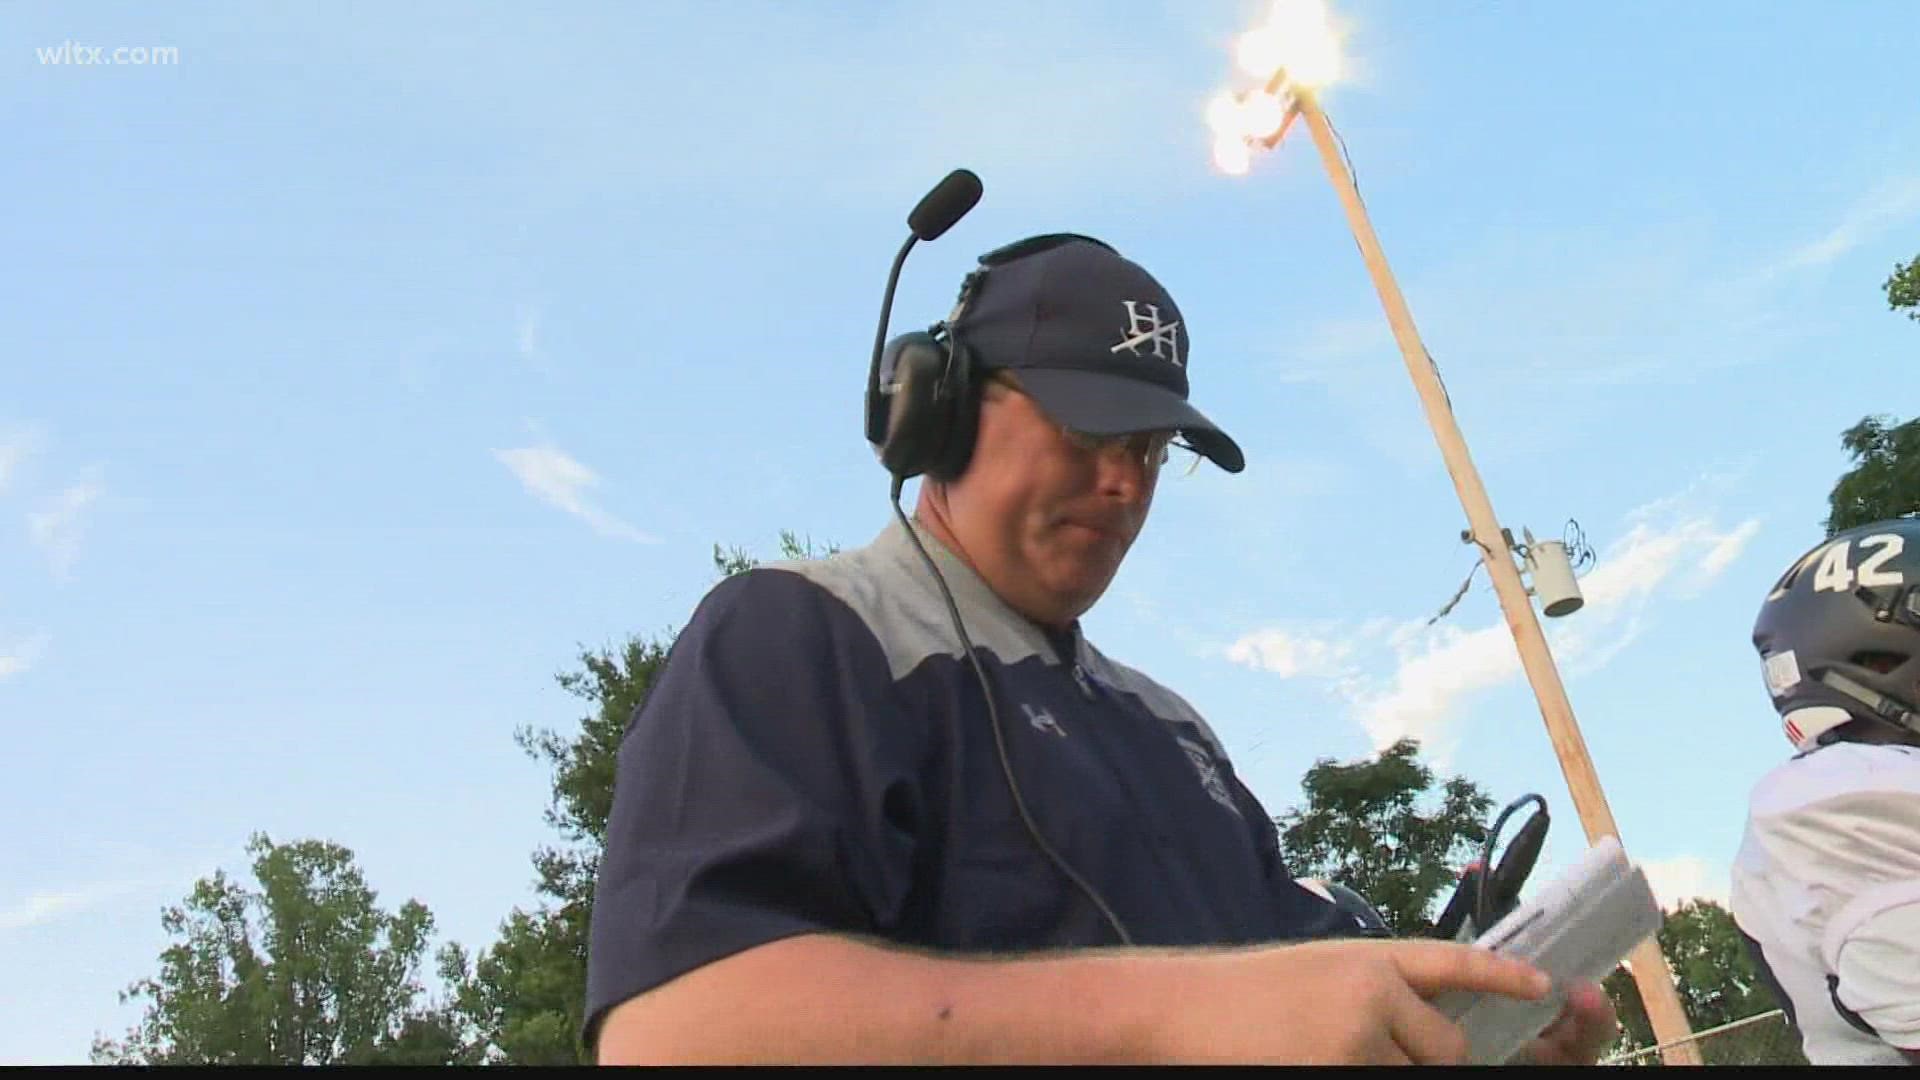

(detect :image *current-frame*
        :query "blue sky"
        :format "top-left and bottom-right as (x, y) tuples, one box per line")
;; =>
(5, 0), (1917, 1063)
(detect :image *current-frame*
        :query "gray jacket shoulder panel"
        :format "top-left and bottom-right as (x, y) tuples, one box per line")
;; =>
(762, 519), (1055, 682)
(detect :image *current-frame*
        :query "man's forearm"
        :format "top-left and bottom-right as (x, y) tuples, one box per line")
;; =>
(595, 932), (1185, 1065)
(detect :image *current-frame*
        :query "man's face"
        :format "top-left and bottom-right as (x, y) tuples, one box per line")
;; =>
(937, 375), (1168, 628)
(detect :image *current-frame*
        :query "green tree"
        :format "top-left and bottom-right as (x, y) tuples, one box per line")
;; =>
(448, 530), (837, 1063)
(442, 633), (670, 1064)
(1601, 899), (1809, 1066)
(1886, 254), (1920, 322)
(1824, 414), (1920, 535)
(92, 833), (467, 1066)
(1821, 257), (1920, 535)
(1274, 737), (1494, 935)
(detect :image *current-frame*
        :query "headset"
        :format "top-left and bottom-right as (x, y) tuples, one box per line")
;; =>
(866, 171), (1134, 945)
(867, 230), (1119, 484)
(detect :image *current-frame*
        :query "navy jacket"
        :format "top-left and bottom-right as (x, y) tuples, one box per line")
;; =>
(584, 518), (1352, 1043)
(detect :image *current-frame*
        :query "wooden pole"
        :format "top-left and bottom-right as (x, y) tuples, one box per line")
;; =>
(1288, 90), (1704, 1066)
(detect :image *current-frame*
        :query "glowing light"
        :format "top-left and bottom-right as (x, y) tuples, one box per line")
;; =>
(1258, 0), (1343, 90)
(1240, 91), (1288, 140)
(1202, 0), (1348, 174)
(1234, 27), (1287, 80)
(1280, 34), (1342, 89)
(1268, 0), (1329, 34)
(1211, 136), (1252, 176)
(1204, 91), (1243, 138)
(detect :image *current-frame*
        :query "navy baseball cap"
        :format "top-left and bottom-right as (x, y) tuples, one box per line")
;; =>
(952, 235), (1245, 474)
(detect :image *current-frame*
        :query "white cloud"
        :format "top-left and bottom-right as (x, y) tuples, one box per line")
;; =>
(27, 470), (104, 579)
(1639, 854), (1729, 912)
(493, 442), (658, 543)
(0, 426), (43, 494)
(1777, 175), (1920, 272)
(0, 847), (223, 936)
(1701, 519), (1764, 579)
(1578, 514), (1760, 609)
(515, 304), (543, 366)
(1224, 628), (1353, 679)
(1225, 488), (1762, 751)
(1352, 622), (1523, 752)
(0, 633), (51, 683)
(0, 889), (101, 932)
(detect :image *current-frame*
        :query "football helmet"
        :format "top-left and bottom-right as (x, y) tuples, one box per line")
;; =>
(1752, 518), (1920, 751)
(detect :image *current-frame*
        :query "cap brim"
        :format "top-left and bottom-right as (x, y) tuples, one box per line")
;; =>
(1011, 367), (1245, 474)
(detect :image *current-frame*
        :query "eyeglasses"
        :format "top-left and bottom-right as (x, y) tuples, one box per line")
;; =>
(1059, 422), (1175, 468)
(988, 375), (1202, 476)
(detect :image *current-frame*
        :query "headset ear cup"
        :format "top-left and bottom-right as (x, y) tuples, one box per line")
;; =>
(927, 339), (980, 481)
(874, 332), (951, 480)
(869, 333), (912, 447)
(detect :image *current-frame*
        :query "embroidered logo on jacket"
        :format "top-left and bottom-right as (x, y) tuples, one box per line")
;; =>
(1175, 735), (1241, 817)
(1021, 703), (1067, 738)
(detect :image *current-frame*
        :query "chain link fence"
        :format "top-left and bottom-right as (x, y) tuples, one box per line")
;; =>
(1603, 1009), (1808, 1066)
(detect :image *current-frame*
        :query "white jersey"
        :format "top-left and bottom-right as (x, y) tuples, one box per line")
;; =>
(1729, 741), (1920, 1065)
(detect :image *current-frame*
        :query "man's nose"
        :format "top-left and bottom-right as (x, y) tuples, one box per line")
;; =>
(1092, 444), (1154, 502)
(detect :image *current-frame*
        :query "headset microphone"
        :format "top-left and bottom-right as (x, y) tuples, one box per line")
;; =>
(866, 169), (983, 453)
(908, 168), (984, 242)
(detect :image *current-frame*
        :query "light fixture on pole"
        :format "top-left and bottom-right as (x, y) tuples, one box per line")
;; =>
(1207, 1), (1703, 1065)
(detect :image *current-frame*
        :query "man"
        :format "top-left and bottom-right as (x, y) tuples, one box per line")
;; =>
(1732, 517), (1920, 1065)
(585, 235), (1615, 1064)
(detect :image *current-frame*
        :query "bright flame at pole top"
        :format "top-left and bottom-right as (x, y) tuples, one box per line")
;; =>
(1206, 0), (1345, 174)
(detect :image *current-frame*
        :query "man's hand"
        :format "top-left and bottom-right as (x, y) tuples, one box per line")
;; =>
(597, 933), (1571, 1066)
(1153, 937), (1556, 1065)
(1513, 980), (1619, 1065)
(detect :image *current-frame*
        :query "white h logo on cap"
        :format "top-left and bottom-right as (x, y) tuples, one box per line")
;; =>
(1111, 300), (1183, 367)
